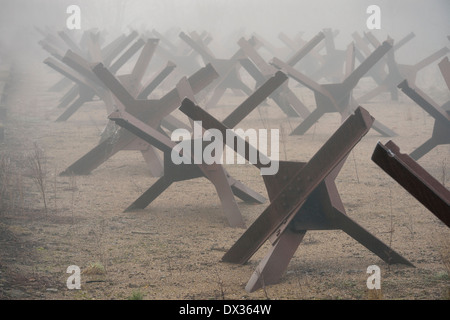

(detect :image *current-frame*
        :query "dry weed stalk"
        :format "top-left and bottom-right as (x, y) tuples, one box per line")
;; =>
(352, 151), (360, 184)
(53, 167), (57, 213)
(90, 219), (108, 272)
(214, 269), (226, 300)
(439, 238), (450, 275)
(255, 268), (270, 300)
(257, 106), (269, 130)
(27, 142), (48, 213)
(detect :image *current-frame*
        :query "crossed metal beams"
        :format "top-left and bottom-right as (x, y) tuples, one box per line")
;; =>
(398, 78), (450, 160)
(45, 30), (139, 101)
(43, 31), (145, 117)
(357, 33), (449, 103)
(271, 40), (397, 137)
(59, 63), (218, 177)
(152, 29), (204, 77)
(180, 101), (413, 292)
(352, 32), (415, 88)
(237, 36), (312, 118)
(179, 31), (256, 110)
(106, 72), (289, 227)
(108, 108), (264, 228)
(47, 37), (158, 122)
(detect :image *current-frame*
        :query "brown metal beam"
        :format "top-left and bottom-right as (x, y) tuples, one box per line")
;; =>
(271, 40), (396, 137)
(372, 140), (450, 228)
(397, 80), (450, 160)
(222, 107), (375, 264)
(180, 101), (413, 292)
(60, 63), (218, 176)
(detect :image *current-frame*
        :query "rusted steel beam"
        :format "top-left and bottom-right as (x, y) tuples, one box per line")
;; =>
(50, 38), (154, 122)
(308, 28), (347, 82)
(108, 38), (147, 74)
(102, 31), (139, 67)
(244, 158), (413, 292)
(116, 39), (159, 97)
(44, 56), (110, 121)
(67, 63), (216, 167)
(58, 30), (85, 56)
(252, 32), (292, 61)
(278, 32), (324, 76)
(358, 32), (449, 103)
(276, 31), (320, 62)
(179, 31), (216, 65)
(272, 40), (396, 137)
(286, 31), (325, 67)
(180, 101), (413, 292)
(278, 32), (300, 53)
(397, 80), (450, 160)
(352, 31), (410, 87)
(439, 57), (450, 92)
(40, 30), (104, 92)
(238, 37), (310, 118)
(105, 76), (286, 227)
(179, 32), (254, 109)
(48, 34), (144, 113)
(154, 40), (203, 76)
(293, 32), (327, 73)
(372, 141), (450, 228)
(103, 72), (286, 224)
(212, 107), (370, 262)
(178, 72), (288, 171)
(59, 63), (219, 176)
(108, 109), (265, 228)
(107, 72), (286, 214)
(222, 71), (288, 128)
(137, 61), (177, 99)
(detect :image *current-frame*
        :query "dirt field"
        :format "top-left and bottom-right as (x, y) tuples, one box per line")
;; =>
(0, 50), (449, 301)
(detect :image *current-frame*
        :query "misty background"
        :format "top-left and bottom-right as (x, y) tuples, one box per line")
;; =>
(0, 0), (449, 67)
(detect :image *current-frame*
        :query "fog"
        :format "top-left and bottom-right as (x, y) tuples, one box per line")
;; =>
(0, 1), (449, 301)
(0, 0), (449, 64)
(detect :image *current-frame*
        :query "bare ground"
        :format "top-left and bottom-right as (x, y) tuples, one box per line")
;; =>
(0, 55), (449, 300)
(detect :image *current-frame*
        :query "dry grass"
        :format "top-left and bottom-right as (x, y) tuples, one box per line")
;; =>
(83, 262), (106, 276)
(26, 142), (48, 213)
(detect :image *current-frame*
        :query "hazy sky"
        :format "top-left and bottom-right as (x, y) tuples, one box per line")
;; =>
(0, 0), (449, 63)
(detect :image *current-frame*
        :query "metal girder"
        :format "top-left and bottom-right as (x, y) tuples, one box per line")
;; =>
(439, 57), (450, 93)
(397, 80), (450, 160)
(108, 109), (264, 228)
(286, 32), (325, 68)
(237, 37), (311, 118)
(358, 32), (449, 103)
(105, 72), (287, 226)
(271, 40), (396, 137)
(59, 63), (219, 176)
(220, 107), (371, 262)
(48, 36), (148, 121)
(372, 140), (449, 228)
(180, 101), (413, 292)
(179, 31), (254, 110)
